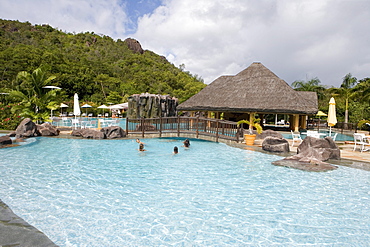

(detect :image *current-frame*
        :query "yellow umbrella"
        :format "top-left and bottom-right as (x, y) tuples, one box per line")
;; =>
(317, 111), (327, 117)
(316, 111), (327, 131)
(327, 97), (337, 136)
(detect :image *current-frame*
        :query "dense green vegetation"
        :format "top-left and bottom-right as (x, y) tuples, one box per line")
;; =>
(0, 19), (205, 129)
(292, 75), (370, 130)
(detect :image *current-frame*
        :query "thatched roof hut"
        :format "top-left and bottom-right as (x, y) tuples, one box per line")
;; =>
(178, 62), (317, 115)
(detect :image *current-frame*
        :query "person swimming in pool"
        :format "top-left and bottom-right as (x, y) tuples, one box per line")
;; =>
(136, 138), (145, 145)
(173, 146), (178, 154)
(138, 143), (146, 151)
(183, 139), (190, 148)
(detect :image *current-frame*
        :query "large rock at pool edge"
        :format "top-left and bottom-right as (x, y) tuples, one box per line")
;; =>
(100, 126), (126, 139)
(15, 118), (39, 138)
(262, 137), (290, 152)
(297, 136), (340, 160)
(272, 136), (340, 172)
(0, 136), (12, 146)
(256, 129), (284, 140)
(37, 123), (60, 136)
(71, 127), (126, 139)
(0, 199), (57, 246)
(71, 129), (106, 139)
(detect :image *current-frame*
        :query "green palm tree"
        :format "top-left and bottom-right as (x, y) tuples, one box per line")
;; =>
(335, 73), (357, 124)
(9, 66), (59, 122)
(292, 77), (326, 100)
(350, 77), (370, 122)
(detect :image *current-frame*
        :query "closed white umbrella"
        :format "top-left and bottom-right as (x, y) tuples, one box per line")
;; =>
(73, 93), (81, 117)
(327, 97), (337, 136)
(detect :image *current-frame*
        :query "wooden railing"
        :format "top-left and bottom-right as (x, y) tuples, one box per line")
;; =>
(126, 116), (240, 142)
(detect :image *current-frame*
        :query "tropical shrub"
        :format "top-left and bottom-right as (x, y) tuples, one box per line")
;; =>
(0, 103), (22, 130)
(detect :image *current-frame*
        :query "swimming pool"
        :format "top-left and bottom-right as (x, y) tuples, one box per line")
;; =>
(1, 137), (369, 246)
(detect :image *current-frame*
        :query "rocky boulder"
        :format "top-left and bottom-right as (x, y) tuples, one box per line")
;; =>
(71, 129), (105, 139)
(124, 38), (144, 54)
(262, 137), (290, 152)
(272, 136), (340, 172)
(256, 129), (283, 140)
(0, 136), (12, 146)
(297, 136), (340, 160)
(272, 159), (338, 172)
(71, 127), (126, 139)
(101, 126), (126, 139)
(37, 123), (60, 136)
(135, 124), (156, 131)
(15, 118), (39, 138)
(0, 199), (57, 246)
(7, 131), (16, 137)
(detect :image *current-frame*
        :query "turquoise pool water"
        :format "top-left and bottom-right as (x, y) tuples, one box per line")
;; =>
(0, 137), (369, 246)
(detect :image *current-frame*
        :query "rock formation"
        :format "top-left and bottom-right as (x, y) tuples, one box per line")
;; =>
(297, 136), (340, 160)
(100, 126), (127, 139)
(0, 199), (57, 246)
(127, 93), (178, 119)
(15, 118), (38, 138)
(135, 124), (156, 131)
(256, 129), (284, 139)
(0, 136), (12, 146)
(272, 136), (340, 172)
(262, 137), (290, 152)
(11, 118), (60, 139)
(15, 118), (60, 138)
(71, 129), (105, 139)
(71, 126), (126, 139)
(37, 123), (60, 136)
(124, 38), (144, 54)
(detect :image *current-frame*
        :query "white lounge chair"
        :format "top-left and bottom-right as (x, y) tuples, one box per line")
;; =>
(330, 132), (338, 141)
(71, 119), (81, 129)
(353, 133), (370, 152)
(291, 130), (302, 146)
(307, 130), (321, 138)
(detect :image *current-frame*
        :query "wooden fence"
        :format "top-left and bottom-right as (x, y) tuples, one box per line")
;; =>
(126, 116), (240, 142)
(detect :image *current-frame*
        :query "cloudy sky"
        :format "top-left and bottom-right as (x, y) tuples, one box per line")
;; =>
(1, 0), (369, 87)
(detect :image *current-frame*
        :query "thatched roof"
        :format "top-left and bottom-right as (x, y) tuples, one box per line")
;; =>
(178, 62), (318, 114)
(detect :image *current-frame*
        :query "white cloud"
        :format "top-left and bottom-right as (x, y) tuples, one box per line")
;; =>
(134, 0), (370, 86)
(0, 0), (129, 38)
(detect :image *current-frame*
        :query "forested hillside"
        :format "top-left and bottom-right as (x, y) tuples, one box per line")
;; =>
(0, 19), (205, 103)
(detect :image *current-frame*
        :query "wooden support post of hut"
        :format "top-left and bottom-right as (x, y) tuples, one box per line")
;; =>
(293, 114), (300, 132)
(300, 115), (307, 130)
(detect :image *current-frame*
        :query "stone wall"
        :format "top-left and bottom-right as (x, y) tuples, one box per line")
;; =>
(127, 93), (178, 119)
